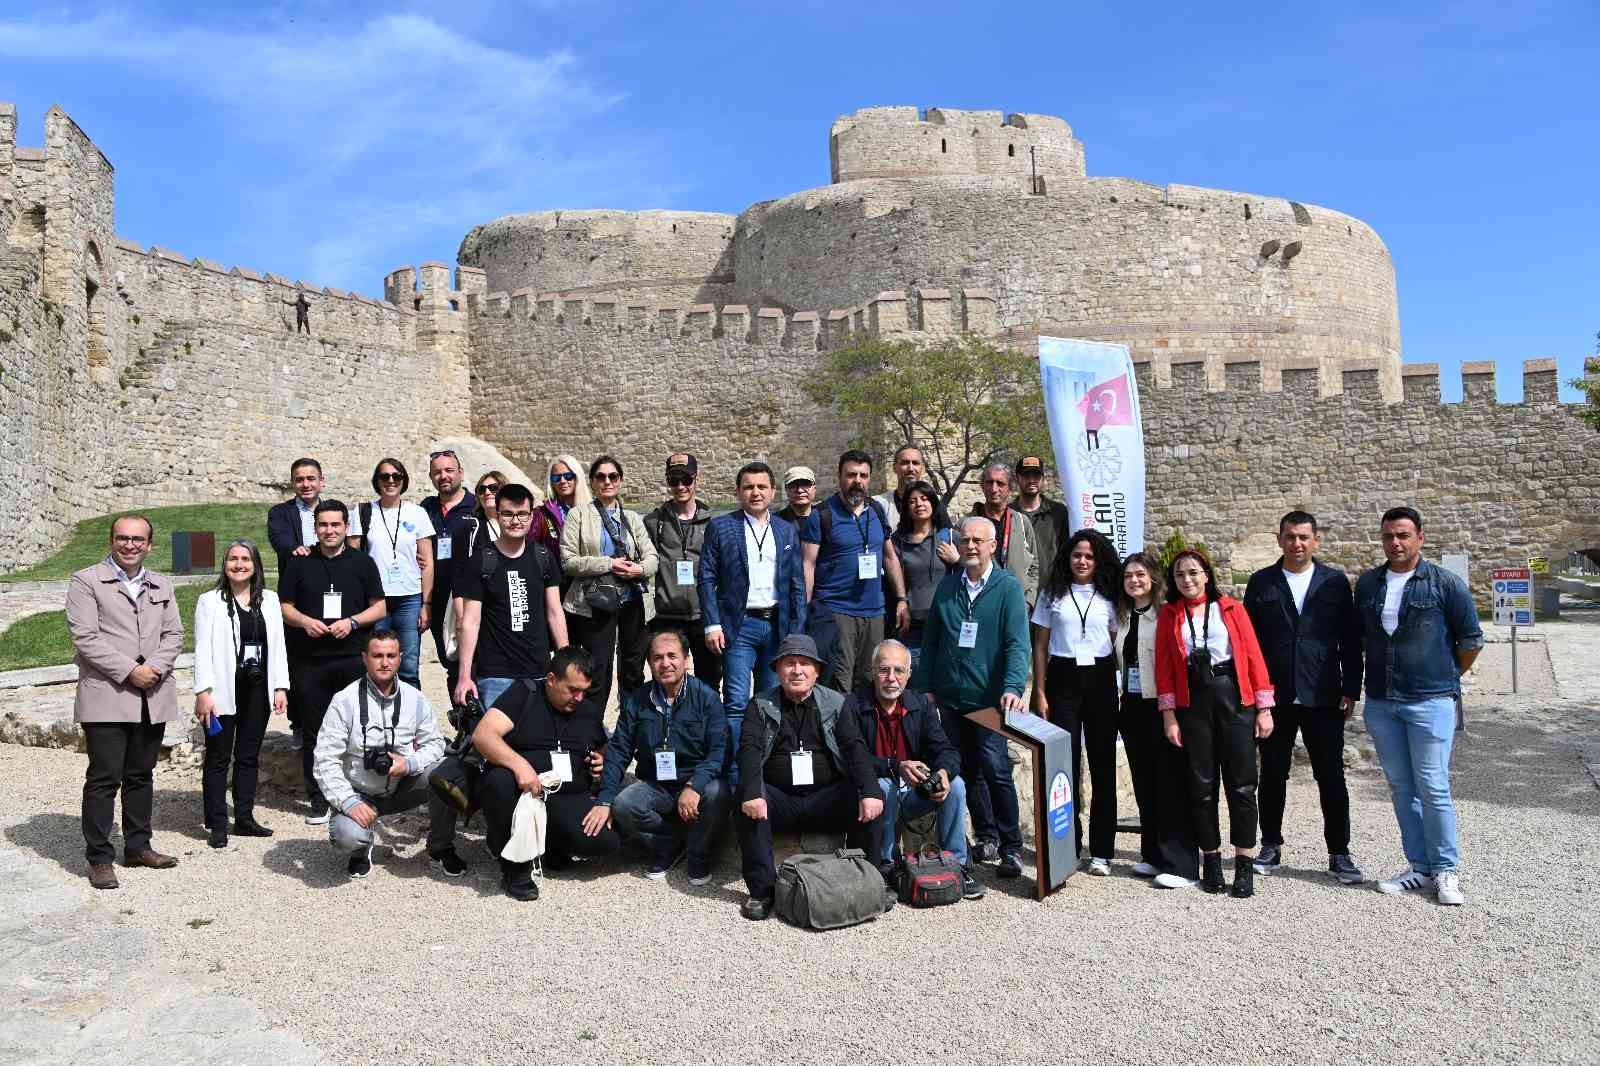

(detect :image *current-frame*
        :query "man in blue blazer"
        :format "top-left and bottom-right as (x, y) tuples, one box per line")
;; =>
(1243, 510), (1364, 884)
(267, 457), (326, 571)
(697, 461), (806, 784)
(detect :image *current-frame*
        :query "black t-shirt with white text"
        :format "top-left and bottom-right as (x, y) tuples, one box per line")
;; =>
(455, 542), (561, 680)
(279, 549), (385, 659)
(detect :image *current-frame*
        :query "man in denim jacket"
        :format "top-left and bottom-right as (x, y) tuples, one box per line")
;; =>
(1354, 507), (1482, 906)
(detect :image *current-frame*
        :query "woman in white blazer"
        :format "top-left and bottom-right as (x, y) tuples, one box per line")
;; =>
(194, 539), (289, 848)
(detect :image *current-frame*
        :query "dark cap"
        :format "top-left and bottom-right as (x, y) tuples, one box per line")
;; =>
(768, 633), (826, 670)
(665, 452), (698, 479)
(1016, 455), (1046, 475)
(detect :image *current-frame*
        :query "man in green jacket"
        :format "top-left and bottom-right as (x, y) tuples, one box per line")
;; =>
(911, 515), (1030, 879)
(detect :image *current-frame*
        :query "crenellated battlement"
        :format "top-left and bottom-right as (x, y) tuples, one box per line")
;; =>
(829, 105), (1086, 187)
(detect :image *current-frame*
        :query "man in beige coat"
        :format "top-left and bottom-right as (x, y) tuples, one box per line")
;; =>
(66, 514), (185, 889)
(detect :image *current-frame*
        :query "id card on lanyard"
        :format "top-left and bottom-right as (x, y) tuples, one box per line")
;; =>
(550, 745), (573, 784)
(790, 747), (814, 786)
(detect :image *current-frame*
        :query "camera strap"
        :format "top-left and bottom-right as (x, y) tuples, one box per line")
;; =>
(358, 679), (404, 748)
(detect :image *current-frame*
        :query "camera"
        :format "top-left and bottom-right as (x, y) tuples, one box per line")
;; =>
(448, 694), (486, 739)
(915, 769), (943, 799)
(363, 748), (394, 775)
(239, 644), (265, 686)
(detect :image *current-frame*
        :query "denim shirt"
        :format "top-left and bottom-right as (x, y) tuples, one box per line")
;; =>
(1354, 559), (1483, 701)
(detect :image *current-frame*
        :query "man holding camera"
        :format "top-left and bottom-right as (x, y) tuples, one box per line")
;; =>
(845, 640), (984, 900)
(312, 630), (449, 879)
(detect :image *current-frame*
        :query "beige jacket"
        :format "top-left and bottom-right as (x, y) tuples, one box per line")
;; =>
(67, 560), (185, 724)
(560, 502), (660, 621)
(1115, 603), (1160, 703)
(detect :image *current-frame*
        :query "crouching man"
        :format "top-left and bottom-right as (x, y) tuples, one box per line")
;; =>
(585, 630), (730, 884)
(313, 631), (450, 879)
(845, 639), (984, 901)
(735, 634), (884, 921)
(472, 646), (622, 901)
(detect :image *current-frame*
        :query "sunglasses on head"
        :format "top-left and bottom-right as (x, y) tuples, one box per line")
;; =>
(594, 471), (622, 483)
(549, 471), (576, 483)
(377, 472), (404, 483)
(429, 449), (458, 461)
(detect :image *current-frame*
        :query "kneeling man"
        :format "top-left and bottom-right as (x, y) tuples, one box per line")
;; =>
(472, 646), (622, 900)
(735, 634), (884, 920)
(587, 630), (730, 883)
(313, 631), (449, 879)
(845, 639), (984, 900)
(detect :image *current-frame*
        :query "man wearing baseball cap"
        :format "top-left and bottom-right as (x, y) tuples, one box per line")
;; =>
(777, 466), (816, 525)
(1013, 456), (1070, 591)
(643, 452), (720, 691)
(733, 633), (884, 920)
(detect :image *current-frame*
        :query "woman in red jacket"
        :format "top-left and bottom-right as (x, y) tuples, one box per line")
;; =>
(1154, 548), (1275, 897)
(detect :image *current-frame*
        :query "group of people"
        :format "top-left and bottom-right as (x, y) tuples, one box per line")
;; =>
(65, 444), (1483, 917)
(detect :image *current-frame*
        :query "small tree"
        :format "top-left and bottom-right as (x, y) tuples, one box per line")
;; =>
(803, 332), (1052, 505)
(1155, 527), (1213, 573)
(1568, 330), (1600, 431)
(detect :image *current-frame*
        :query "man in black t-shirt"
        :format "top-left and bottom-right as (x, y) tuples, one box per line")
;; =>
(470, 647), (622, 901)
(279, 500), (387, 823)
(452, 483), (568, 711)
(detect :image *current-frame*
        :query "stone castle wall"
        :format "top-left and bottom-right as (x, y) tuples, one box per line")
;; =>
(829, 106), (1086, 187)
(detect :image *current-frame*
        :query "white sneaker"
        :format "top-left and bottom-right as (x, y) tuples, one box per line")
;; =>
(1434, 870), (1465, 906)
(687, 873), (712, 887)
(1087, 857), (1111, 877)
(1376, 866), (1437, 895)
(1130, 861), (1159, 878)
(1153, 872), (1197, 889)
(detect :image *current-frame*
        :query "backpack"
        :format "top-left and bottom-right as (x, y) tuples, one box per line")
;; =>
(817, 496), (890, 549)
(774, 848), (895, 930)
(896, 844), (963, 907)
(441, 543), (508, 663)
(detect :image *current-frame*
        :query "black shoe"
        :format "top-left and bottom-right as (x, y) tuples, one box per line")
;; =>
(1231, 855), (1255, 898)
(961, 866), (987, 900)
(1253, 844), (1281, 874)
(997, 852), (1023, 879)
(502, 872), (540, 901)
(974, 841), (1000, 864)
(233, 816), (273, 838)
(741, 896), (774, 921)
(347, 848), (372, 879)
(1200, 852), (1226, 894)
(429, 848), (468, 877)
(879, 862), (899, 889)
(207, 827), (228, 849)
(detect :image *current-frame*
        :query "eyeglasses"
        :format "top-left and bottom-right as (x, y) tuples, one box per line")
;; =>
(667, 475), (694, 488)
(594, 472), (622, 483)
(477, 484), (500, 496)
(498, 510), (532, 525)
(377, 472), (404, 483)
(549, 471), (576, 484)
(112, 535), (149, 546)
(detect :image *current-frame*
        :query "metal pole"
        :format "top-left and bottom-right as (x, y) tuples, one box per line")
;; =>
(1511, 625), (1518, 694)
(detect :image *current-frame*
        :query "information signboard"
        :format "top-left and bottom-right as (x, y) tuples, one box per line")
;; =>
(1491, 567), (1533, 627)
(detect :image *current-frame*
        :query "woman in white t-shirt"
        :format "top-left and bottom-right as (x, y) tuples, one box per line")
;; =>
(348, 457), (435, 686)
(1030, 528), (1123, 875)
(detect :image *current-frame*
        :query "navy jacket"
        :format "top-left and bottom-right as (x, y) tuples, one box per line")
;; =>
(842, 689), (960, 781)
(597, 675), (726, 803)
(1354, 559), (1483, 701)
(1243, 559), (1362, 708)
(697, 511), (807, 645)
(266, 499), (313, 569)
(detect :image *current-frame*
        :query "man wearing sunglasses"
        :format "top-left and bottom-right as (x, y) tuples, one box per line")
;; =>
(643, 453), (721, 692)
(420, 449), (476, 696)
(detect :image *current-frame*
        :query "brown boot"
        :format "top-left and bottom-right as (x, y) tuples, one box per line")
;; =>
(88, 863), (119, 890)
(124, 848), (178, 870)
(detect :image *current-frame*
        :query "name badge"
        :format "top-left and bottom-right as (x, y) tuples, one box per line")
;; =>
(550, 750), (573, 784)
(857, 553), (876, 580)
(436, 536), (452, 561)
(1126, 667), (1142, 695)
(958, 621), (979, 648)
(676, 560), (694, 586)
(790, 749), (814, 786)
(386, 560), (406, 583)
(654, 750), (678, 781)
(322, 589), (342, 620)
(1074, 646), (1095, 668)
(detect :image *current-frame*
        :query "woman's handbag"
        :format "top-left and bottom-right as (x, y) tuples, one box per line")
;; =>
(582, 576), (623, 614)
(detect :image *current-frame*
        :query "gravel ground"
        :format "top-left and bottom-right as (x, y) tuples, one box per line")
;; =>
(1, 636), (1596, 1066)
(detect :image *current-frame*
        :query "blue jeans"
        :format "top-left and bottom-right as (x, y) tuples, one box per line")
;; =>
(949, 710), (1023, 855)
(612, 778), (731, 869)
(721, 615), (780, 787)
(877, 774), (968, 866)
(376, 593), (422, 686)
(1364, 695), (1460, 873)
(475, 676), (525, 711)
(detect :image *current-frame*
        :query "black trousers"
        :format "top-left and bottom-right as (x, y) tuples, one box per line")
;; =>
(478, 765), (622, 867)
(1258, 702), (1351, 853)
(81, 706), (165, 864)
(1176, 670), (1259, 852)
(1119, 693), (1164, 866)
(736, 778), (884, 900)
(202, 673), (271, 829)
(1151, 709), (1200, 879)
(569, 598), (648, 715)
(291, 654), (365, 807)
(1045, 655), (1120, 861)
(648, 616), (723, 690)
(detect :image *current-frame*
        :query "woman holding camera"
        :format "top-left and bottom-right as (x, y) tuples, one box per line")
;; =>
(1154, 548), (1275, 897)
(890, 480), (958, 670)
(349, 457), (436, 688)
(1031, 528), (1123, 874)
(560, 455), (658, 714)
(193, 540), (289, 848)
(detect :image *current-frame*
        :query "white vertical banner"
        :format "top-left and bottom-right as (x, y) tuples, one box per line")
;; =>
(1037, 337), (1146, 557)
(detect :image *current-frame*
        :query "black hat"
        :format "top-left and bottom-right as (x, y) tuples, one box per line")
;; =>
(768, 633), (826, 670)
(666, 452), (698, 479)
(1016, 455), (1045, 475)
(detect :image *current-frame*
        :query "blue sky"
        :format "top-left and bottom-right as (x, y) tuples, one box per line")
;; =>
(2, 1), (1595, 400)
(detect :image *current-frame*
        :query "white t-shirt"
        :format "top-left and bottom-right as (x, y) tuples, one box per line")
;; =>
(743, 513), (777, 610)
(1032, 583), (1115, 659)
(1382, 567), (1416, 635)
(348, 501), (436, 596)
(1179, 601), (1232, 665)
(1282, 566), (1314, 613)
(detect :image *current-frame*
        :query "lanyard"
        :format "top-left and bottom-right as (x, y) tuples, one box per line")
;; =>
(669, 505), (699, 560)
(852, 504), (873, 554)
(1068, 583), (1096, 639)
(652, 683), (681, 749)
(597, 503), (631, 558)
(375, 502), (402, 562)
(961, 571), (986, 620)
(1185, 599), (1211, 655)
(745, 514), (770, 561)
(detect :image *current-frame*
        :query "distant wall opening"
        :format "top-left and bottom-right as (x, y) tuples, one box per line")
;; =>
(84, 241), (107, 369)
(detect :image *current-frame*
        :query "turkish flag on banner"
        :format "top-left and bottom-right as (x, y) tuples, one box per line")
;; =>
(1075, 373), (1135, 432)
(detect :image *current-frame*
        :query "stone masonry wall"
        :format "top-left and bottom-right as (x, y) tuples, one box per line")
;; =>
(830, 106), (1086, 187)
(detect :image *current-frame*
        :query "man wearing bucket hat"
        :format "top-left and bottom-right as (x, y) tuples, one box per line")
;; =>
(734, 633), (884, 921)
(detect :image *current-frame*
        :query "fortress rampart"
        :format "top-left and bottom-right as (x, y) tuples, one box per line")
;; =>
(829, 107), (1086, 187)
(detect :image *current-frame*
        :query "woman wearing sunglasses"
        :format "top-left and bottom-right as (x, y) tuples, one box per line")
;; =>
(534, 454), (589, 579)
(464, 471), (508, 559)
(348, 458), (435, 687)
(560, 455), (659, 713)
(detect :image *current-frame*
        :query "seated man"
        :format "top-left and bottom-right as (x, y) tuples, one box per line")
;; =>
(586, 630), (730, 883)
(313, 631), (450, 879)
(845, 639), (984, 901)
(735, 634), (884, 921)
(471, 646), (622, 901)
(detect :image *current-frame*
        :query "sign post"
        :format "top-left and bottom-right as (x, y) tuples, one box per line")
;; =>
(1490, 566), (1534, 694)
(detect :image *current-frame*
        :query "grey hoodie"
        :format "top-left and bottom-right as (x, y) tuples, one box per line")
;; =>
(313, 676), (447, 813)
